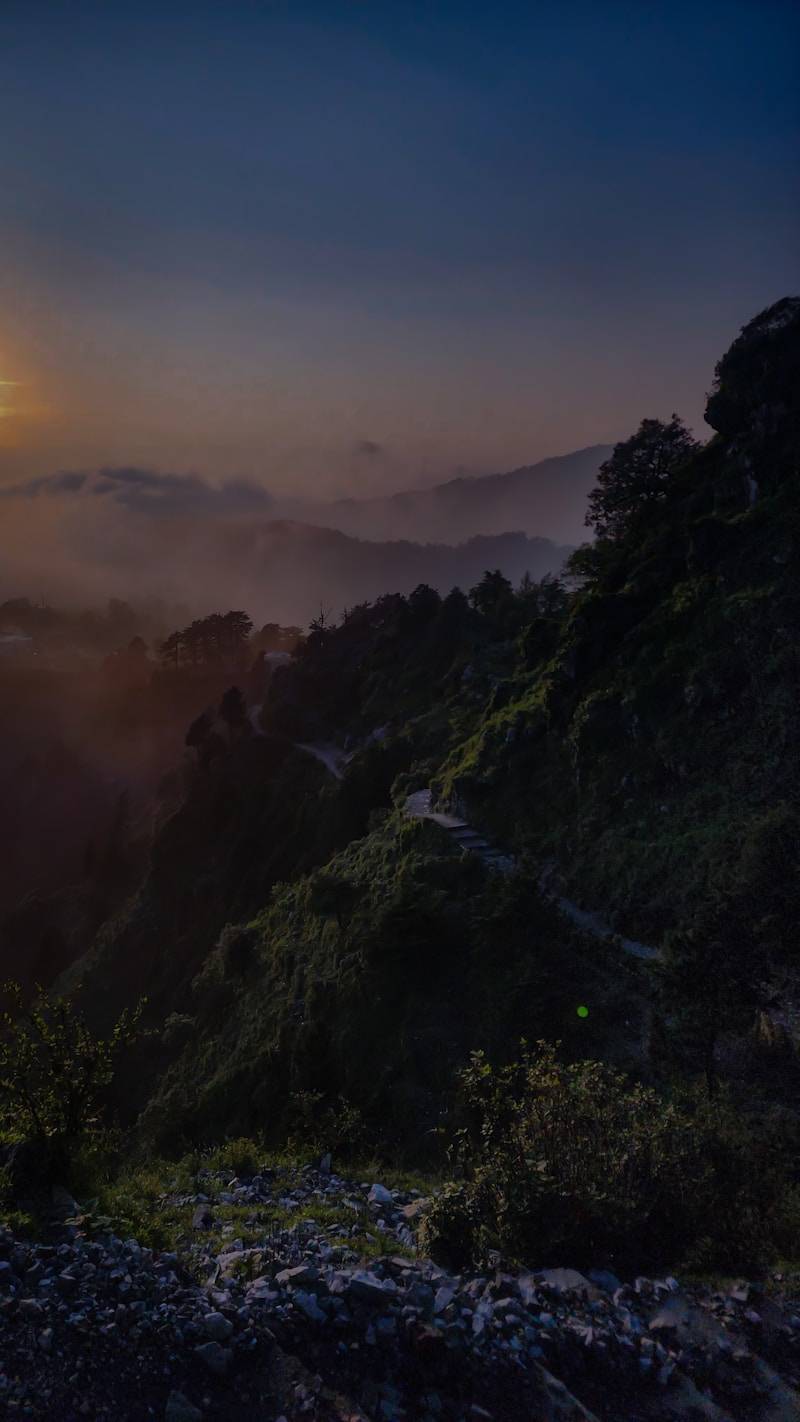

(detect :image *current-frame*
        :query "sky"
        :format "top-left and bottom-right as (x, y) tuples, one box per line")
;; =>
(0, 0), (798, 514)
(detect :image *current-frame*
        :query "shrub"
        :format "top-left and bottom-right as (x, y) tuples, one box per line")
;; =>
(205, 1136), (262, 1179)
(422, 1041), (799, 1274)
(218, 923), (258, 977)
(422, 1041), (699, 1269)
(0, 982), (143, 1194)
(286, 1090), (367, 1163)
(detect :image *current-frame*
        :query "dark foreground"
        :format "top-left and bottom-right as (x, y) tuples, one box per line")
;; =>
(1, 1166), (799, 1422)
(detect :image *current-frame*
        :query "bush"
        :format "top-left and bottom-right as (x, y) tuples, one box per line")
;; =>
(286, 1090), (367, 1163)
(421, 1041), (799, 1274)
(0, 982), (143, 1195)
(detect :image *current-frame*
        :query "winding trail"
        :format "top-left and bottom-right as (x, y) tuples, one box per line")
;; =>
(251, 710), (661, 962)
(405, 788), (660, 961)
(248, 703), (351, 781)
(294, 741), (352, 781)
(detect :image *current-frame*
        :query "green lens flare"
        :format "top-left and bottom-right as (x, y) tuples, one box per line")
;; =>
(576, 1005), (589, 1018)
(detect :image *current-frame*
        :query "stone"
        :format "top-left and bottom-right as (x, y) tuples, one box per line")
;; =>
(203, 1310), (233, 1341)
(367, 1183), (394, 1206)
(276, 1263), (318, 1287)
(539, 1268), (596, 1297)
(192, 1205), (214, 1230)
(193, 1341), (233, 1377)
(400, 1198), (430, 1221)
(346, 1271), (398, 1307)
(165, 1392), (204, 1422)
(293, 1290), (327, 1323)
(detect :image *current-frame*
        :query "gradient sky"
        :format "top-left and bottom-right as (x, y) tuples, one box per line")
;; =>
(1, 0), (798, 499)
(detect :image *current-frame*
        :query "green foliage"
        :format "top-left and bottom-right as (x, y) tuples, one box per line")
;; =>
(0, 982), (143, 1188)
(285, 1091), (368, 1162)
(422, 1041), (800, 1274)
(423, 1041), (698, 1268)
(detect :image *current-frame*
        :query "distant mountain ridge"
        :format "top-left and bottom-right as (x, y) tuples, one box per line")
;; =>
(217, 519), (572, 623)
(289, 444), (611, 547)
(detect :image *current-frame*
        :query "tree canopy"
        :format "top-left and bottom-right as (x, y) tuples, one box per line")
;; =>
(585, 415), (699, 541)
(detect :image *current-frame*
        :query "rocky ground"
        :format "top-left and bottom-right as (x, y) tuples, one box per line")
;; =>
(1, 1164), (799, 1421)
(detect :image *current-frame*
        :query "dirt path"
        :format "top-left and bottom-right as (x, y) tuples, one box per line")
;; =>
(405, 789), (660, 959)
(294, 741), (352, 781)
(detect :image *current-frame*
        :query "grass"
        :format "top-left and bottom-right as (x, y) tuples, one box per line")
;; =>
(73, 1142), (438, 1260)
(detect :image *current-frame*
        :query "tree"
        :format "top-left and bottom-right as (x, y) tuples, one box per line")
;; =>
(186, 709), (214, 755)
(0, 982), (143, 1184)
(517, 572), (568, 620)
(222, 610), (254, 661)
(219, 685), (248, 739)
(407, 584), (442, 624)
(159, 630), (182, 669)
(586, 415), (699, 541)
(469, 570), (515, 624)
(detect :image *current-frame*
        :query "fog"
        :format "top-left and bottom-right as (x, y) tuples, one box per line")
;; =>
(0, 454), (590, 625)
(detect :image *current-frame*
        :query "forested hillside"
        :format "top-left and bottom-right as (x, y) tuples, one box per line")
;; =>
(2, 299), (800, 1421)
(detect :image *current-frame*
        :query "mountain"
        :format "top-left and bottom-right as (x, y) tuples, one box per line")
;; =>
(212, 519), (573, 623)
(57, 296), (799, 1152)
(3, 302), (800, 1422)
(289, 444), (612, 547)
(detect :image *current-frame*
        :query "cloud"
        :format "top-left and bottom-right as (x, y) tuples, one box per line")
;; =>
(0, 471), (90, 498)
(0, 467), (274, 518)
(353, 439), (384, 458)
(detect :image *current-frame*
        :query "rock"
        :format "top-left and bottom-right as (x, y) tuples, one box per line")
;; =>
(400, 1198), (431, 1221)
(192, 1205), (214, 1230)
(368, 1183), (394, 1206)
(203, 1310), (233, 1341)
(649, 1294), (690, 1334)
(346, 1270), (398, 1307)
(193, 1341), (233, 1377)
(276, 1263), (318, 1287)
(165, 1392), (203, 1422)
(434, 1284), (457, 1314)
(539, 1268), (597, 1297)
(293, 1289), (327, 1323)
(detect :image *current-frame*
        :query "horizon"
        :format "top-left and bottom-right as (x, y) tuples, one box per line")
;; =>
(2, 2), (798, 508)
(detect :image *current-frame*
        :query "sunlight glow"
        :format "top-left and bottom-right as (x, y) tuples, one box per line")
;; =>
(0, 379), (19, 417)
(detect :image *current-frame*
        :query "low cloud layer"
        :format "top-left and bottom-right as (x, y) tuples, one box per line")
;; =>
(1, 467), (274, 519)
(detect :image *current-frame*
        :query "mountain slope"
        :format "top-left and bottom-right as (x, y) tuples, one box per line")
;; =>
(214, 519), (572, 623)
(292, 445), (611, 547)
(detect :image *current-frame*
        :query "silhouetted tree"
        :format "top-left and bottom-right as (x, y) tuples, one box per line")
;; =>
(219, 686), (248, 740)
(408, 584), (442, 624)
(159, 630), (182, 668)
(586, 415), (699, 541)
(186, 710), (214, 756)
(469, 570), (515, 624)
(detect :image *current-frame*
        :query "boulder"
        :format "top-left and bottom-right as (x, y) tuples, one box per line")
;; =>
(193, 1341), (232, 1377)
(165, 1393), (203, 1422)
(368, 1183), (394, 1206)
(203, 1310), (233, 1342)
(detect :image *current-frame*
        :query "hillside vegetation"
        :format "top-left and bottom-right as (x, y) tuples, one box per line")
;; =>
(6, 299), (800, 1293)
